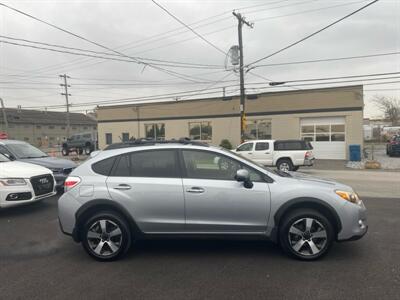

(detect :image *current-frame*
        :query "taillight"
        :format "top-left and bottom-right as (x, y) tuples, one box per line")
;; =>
(64, 176), (81, 190)
(305, 151), (312, 159)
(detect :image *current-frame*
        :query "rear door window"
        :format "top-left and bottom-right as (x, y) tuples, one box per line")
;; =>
(255, 142), (269, 151)
(130, 150), (180, 178)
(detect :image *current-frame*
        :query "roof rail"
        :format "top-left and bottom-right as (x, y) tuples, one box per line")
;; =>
(104, 137), (209, 150)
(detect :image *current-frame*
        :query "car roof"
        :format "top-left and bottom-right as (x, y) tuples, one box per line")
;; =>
(0, 139), (28, 145)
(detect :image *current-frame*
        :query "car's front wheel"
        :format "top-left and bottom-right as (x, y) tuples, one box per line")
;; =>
(84, 144), (92, 155)
(81, 211), (132, 261)
(279, 209), (334, 260)
(61, 147), (69, 156)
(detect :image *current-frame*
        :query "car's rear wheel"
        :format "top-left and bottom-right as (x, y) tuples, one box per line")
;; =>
(279, 209), (334, 260)
(277, 159), (294, 172)
(81, 211), (131, 261)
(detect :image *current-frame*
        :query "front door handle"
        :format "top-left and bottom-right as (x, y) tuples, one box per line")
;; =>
(186, 187), (205, 193)
(114, 184), (131, 190)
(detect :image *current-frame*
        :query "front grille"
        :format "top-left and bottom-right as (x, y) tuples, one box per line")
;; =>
(30, 174), (54, 196)
(63, 168), (73, 175)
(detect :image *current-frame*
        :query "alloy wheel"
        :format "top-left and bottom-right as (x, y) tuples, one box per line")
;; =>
(288, 218), (327, 256)
(279, 162), (290, 172)
(87, 219), (123, 257)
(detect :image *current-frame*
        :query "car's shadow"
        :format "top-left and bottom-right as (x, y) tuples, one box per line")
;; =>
(0, 199), (53, 218)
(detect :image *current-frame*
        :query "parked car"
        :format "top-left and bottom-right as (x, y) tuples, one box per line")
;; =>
(62, 132), (97, 156)
(0, 153), (56, 208)
(0, 140), (76, 190)
(233, 139), (314, 172)
(386, 135), (400, 156)
(58, 139), (367, 262)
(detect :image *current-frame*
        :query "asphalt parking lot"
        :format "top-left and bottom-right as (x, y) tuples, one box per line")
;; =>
(0, 194), (399, 300)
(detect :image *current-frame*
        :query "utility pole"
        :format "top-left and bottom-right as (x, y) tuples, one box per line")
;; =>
(59, 74), (71, 138)
(0, 97), (9, 133)
(233, 11), (253, 142)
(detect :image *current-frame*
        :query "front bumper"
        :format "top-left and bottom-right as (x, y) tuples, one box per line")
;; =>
(337, 200), (368, 241)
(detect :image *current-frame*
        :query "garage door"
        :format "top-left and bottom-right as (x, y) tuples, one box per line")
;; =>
(300, 117), (346, 159)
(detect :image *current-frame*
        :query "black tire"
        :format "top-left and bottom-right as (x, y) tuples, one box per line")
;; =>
(277, 158), (294, 172)
(77, 148), (83, 155)
(279, 208), (334, 261)
(84, 144), (92, 155)
(292, 166), (300, 171)
(81, 211), (132, 261)
(61, 147), (69, 156)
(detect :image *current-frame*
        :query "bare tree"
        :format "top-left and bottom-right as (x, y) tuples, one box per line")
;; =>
(372, 95), (400, 126)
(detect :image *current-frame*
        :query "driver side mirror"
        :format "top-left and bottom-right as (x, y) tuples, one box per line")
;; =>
(235, 169), (253, 189)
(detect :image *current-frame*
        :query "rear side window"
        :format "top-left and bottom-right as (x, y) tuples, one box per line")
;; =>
(92, 156), (116, 176)
(255, 142), (269, 151)
(274, 141), (306, 151)
(130, 150), (179, 178)
(113, 155), (130, 177)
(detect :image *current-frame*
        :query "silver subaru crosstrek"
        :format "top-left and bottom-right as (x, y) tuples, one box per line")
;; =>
(58, 139), (367, 261)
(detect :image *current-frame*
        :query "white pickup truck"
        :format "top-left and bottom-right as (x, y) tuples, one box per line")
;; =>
(232, 139), (314, 172)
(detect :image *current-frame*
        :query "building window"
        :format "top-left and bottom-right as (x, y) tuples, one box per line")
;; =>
(24, 124), (29, 128)
(61, 126), (66, 130)
(301, 124), (345, 142)
(36, 125), (41, 129)
(189, 121), (212, 140)
(72, 126), (77, 130)
(145, 123), (165, 140)
(122, 132), (130, 142)
(24, 137), (29, 141)
(93, 126), (97, 130)
(49, 125), (55, 129)
(244, 120), (271, 140)
(83, 126), (88, 130)
(105, 133), (112, 145)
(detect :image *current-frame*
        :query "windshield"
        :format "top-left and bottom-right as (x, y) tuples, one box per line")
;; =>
(219, 147), (290, 177)
(6, 143), (49, 159)
(0, 153), (10, 162)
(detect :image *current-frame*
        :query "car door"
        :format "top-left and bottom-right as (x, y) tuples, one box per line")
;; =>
(106, 149), (185, 233)
(181, 149), (271, 233)
(252, 141), (273, 165)
(235, 142), (254, 160)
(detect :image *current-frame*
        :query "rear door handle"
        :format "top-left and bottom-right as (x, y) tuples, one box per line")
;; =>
(186, 187), (205, 193)
(114, 184), (131, 190)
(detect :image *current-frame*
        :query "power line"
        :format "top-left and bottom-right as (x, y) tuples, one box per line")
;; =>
(0, 2), (218, 83)
(253, 51), (400, 69)
(247, 0), (380, 66)
(0, 35), (226, 69)
(265, 72), (400, 84)
(151, 0), (227, 55)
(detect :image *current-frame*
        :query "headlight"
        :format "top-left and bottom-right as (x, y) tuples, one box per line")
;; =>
(0, 178), (27, 186)
(335, 190), (361, 204)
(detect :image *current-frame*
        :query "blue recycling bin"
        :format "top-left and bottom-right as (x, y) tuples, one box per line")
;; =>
(349, 144), (361, 161)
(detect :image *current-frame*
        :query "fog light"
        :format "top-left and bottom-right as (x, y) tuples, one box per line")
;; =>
(358, 220), (366, 229)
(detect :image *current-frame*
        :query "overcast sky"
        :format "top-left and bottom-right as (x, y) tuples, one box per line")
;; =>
(0, 0), (399, 118)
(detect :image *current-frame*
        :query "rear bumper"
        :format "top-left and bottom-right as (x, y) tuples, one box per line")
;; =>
(303, 158), (315, 166)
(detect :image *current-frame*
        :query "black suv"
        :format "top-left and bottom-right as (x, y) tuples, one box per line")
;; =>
(62, 132), (97, 156)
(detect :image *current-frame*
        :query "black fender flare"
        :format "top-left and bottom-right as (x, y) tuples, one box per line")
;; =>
(73, 199), (142, 242)
(271, 197), (342, 242)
